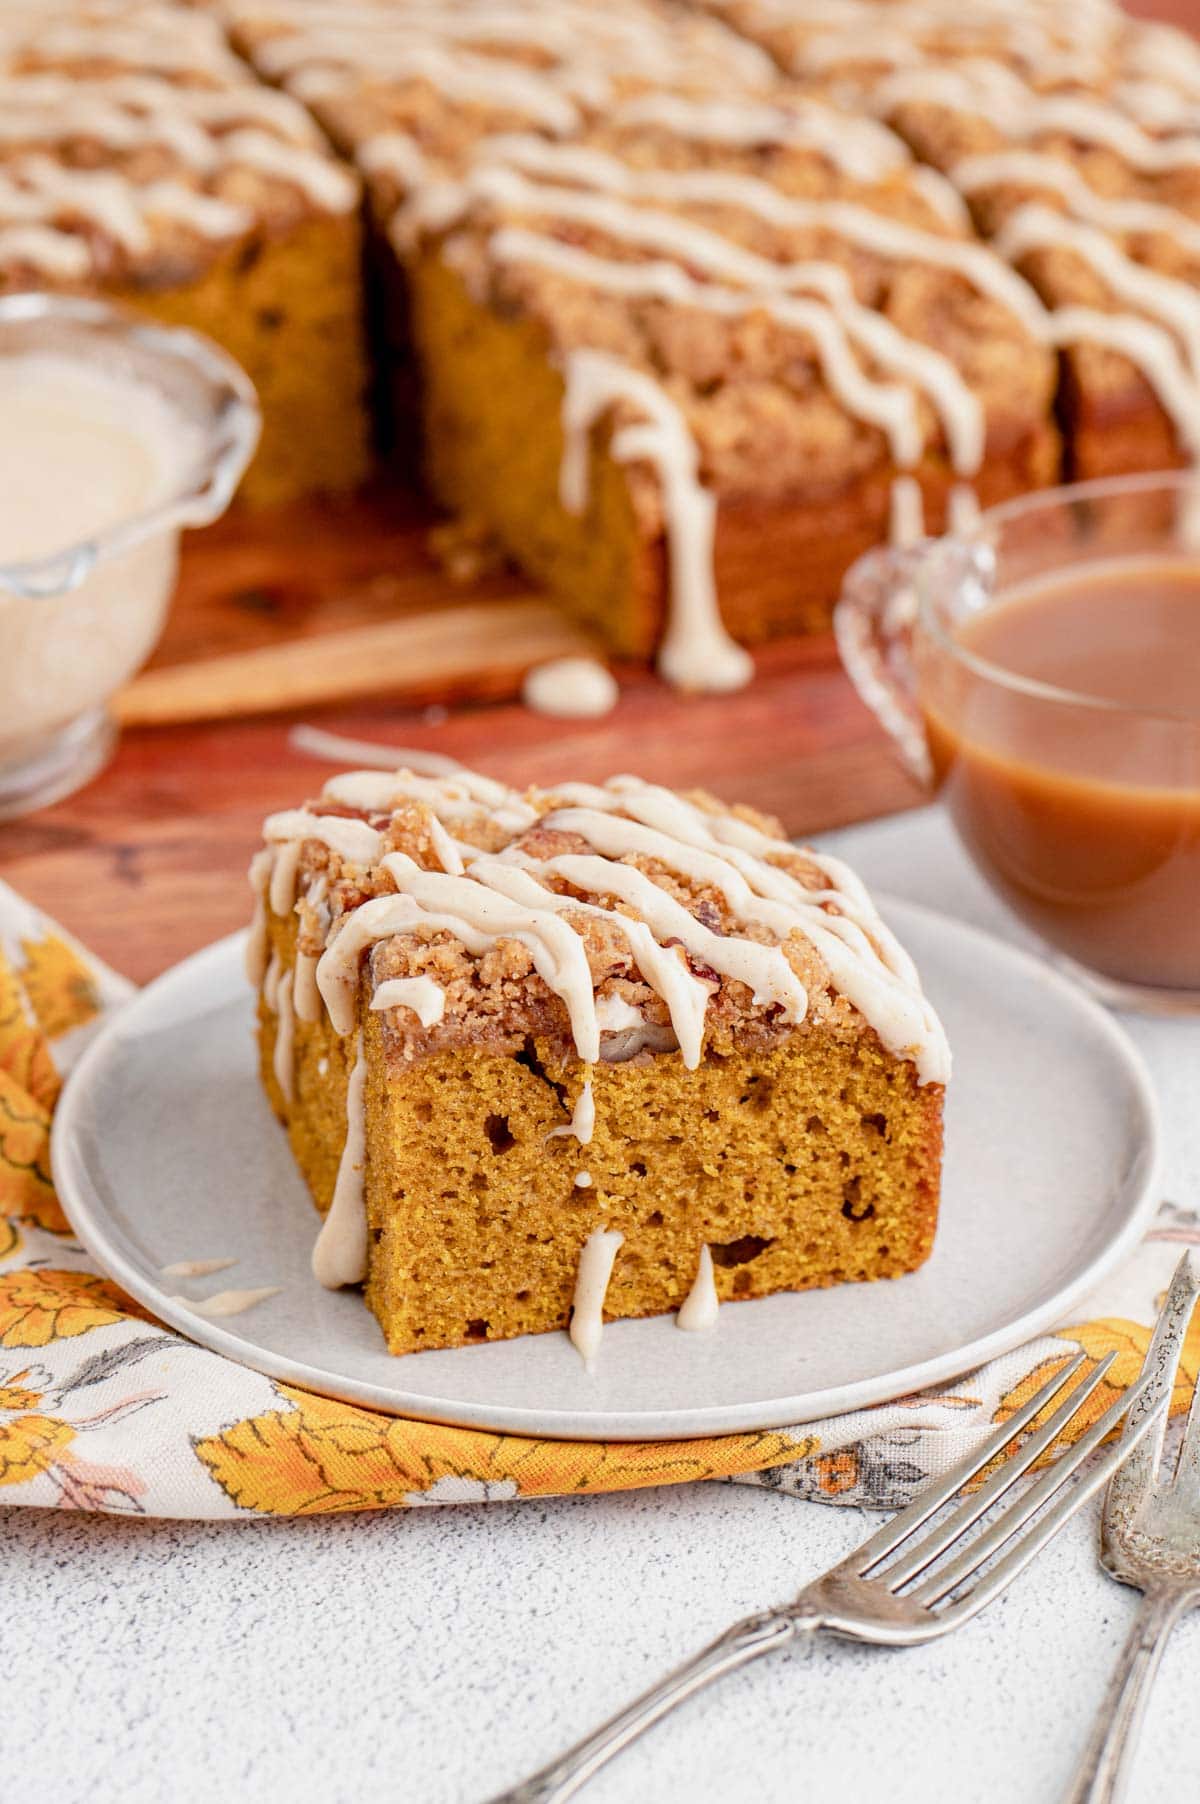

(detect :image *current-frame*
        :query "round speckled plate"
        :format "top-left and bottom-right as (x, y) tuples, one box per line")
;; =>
(51, 899), (1161, 1441)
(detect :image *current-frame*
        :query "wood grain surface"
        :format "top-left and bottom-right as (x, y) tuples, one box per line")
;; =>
(3, 0), (1190, 985)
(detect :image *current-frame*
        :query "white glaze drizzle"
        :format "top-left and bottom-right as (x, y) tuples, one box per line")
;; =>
(220, 127), (357, 212)
(889, 475), (926, 547)
(595, 992), (646, 1034)
(607, 93), (911, 183)
(245, 848), (272, 986)
(293, 949), (323, 1024)
(320, 768), (536, 836)
(0, 71), (356, 272)
(464, 855), (714, 1069)
(268, 839), (304, 917)
(995, 202), (1200, 377)
(170, 1286), (281, 1318)
(422, 150), (1035, 472)
(948, 484), (981, 535)
(319, 853), (603, 1055)
(445, 153), (1045, 337)
(281, 39), (582, 133)
(516, 847), (811, 1023)
(870, 59), (1200, 175)
(541, 776), (948, 1079)
(389, 106), (1051, 686)
(312, 1033), (369, 1289)
(511, 224), (923, 454)
(574, 1171), (592, 1188)
(445, 90), (1200, 490)
(160, 1256), (237, 1279)
(0, 158), (248, 254)
(548, 1080), (595, 1146)
(229, 0), (772, 120)
(1046, 307), (1200, 458)
(0, 222), (89, 276)
(0, 16), (244, 82)
(569, 1225), (623, 1369)
(289, 723), (462, 776)
(425, 814), (466, 876)
(272, 968), (296, 1104)
(263, 809), (386, 883)
(951, 149), (1200, 262)
(557, 346), (751, 694)
(371, 974), (447, 1027)
(677, 1245), (719, 1333)
(521, 656), (618, 720)
(287, 764), (947, 1085)
(263, 950), (282, 1012)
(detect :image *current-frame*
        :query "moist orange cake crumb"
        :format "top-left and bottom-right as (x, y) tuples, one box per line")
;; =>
(248, 758), (948, 1359)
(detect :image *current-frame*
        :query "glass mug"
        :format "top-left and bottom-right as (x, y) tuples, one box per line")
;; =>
(836, 472), (1200, 1015)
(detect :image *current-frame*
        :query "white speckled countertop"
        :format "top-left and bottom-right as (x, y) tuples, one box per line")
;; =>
(6, 808), (1199, 1804)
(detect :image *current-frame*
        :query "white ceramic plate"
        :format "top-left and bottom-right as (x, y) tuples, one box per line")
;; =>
(51, 899), (1161, 1442)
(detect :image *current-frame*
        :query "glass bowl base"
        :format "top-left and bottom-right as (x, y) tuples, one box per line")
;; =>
(0, 708), (116, 821)
(1050, 949), (1200, 1018)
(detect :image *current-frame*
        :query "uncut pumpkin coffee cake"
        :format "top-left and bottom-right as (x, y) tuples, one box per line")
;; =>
(248, 759), (948, 1360)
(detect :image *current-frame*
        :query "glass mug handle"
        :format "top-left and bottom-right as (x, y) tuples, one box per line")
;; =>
(836, 534), (996, 789)
(836, 542), (937, 788)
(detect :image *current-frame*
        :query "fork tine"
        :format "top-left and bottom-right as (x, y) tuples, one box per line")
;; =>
(1160, 1254), (1200, 1497)
(880, 1351), (1118, 1592)
(1173, 1375), (1200, 1498)
(934, 1379), (1166, 1629)
(913, 1369), (1157, 1609)
(1111, 1252), (1200, 1512)
(850, 1350), (1089, 1578)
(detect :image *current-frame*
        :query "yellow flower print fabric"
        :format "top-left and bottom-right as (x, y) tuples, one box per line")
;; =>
(0, 873), (1193, 1520)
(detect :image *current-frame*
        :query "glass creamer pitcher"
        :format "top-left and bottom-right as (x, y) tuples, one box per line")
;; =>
(836, 472), (1200, 1014)
(0, 294), (259, 818)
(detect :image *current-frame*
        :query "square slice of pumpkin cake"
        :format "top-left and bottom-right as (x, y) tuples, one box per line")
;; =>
(248, 761), (948, 1358)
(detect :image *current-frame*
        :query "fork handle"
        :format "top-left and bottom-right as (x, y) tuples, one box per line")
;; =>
(488, 1607), (816, 1804)
(1064, 1586), (1200, 1804)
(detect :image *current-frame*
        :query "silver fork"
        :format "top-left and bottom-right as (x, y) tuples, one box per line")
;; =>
(493, 1346), (1165, 1804)
(1065, 1252), (1200, 1804)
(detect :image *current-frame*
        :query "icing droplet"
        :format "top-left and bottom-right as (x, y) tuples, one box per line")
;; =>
(371, 975), (446, 1027)
(312, 1034), (368, 1289)
(160, 1257), (237, 1279)
(170, 1287), (280, 1319)
(521, 657), (619, 719)
(569, 1226), (623, 1370)
(547, 1080), (595, 1146)
(677, 1246), (719, 1333)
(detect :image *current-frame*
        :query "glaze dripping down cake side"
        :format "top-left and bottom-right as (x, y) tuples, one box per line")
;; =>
(248, 759), (948, 1359)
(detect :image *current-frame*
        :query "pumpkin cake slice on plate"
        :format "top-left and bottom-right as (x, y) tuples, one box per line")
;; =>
(247, 760), (949, 1358)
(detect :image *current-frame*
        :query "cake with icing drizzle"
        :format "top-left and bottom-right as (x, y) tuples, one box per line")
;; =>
(0, 0), (368, 505)
(248, 757), (948, 1359)
(27, 0), (1199, 675)
(216, 0), (1061, 683)
(699, 0), (1200, 484)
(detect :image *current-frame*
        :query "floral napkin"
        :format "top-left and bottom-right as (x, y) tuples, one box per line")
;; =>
(0, 873), (1194, 1520)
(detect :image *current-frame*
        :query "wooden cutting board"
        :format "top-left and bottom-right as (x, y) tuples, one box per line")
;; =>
(117, 486), (601, 726)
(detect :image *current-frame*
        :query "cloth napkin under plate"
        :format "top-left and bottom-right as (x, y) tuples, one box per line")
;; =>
(0, 866), (1194, 1520)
